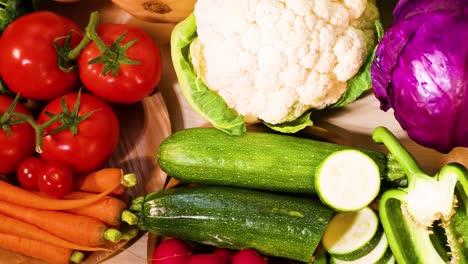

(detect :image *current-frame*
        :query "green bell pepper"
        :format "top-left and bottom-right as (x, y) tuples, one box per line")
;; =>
(373, 127), (468, 264)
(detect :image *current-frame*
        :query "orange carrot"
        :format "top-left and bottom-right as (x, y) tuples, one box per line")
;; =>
(0, 179), (121, 210)
(63, 192), (137, 227)
(75, 168), (137, 195)
(0, 232), (83, 264)
(0, 200), (121, 247)
(0, 213), (110, 252)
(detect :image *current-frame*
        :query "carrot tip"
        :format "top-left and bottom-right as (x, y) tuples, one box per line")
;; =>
(104, 228), (122, 243)
(70, 251), (85, 264)
(122, 173), (137, 188)
(121, 210), (139, 225)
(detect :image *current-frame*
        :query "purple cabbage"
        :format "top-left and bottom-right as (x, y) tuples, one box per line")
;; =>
(371, 0), (468, 153)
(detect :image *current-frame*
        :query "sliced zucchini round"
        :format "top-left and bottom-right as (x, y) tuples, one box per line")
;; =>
(330, 233), (389, 264)
(315, 149), (381, 211)
(322, 207), (380, 258)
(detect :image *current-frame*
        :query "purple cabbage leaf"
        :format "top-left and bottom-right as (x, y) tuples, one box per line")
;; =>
(371, 0), (468, 153)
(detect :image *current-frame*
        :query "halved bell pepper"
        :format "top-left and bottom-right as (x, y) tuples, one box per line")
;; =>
(373, 127), (468, 264)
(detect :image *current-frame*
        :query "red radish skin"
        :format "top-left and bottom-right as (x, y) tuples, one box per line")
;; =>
(213, 248), (237, 262)
(152, 238), (193, 264)
(188, 254), (230, 264)
(233, 249), (268, 264)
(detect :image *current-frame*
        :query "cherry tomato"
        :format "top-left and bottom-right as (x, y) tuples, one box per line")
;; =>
(0, 95), (35, 174)
(37, 92), (120, 175)
(78, 23), (162, 103)
(0, 11), (82, 100)
(16, 157), (47, 191)
(38, 161), (73, 198)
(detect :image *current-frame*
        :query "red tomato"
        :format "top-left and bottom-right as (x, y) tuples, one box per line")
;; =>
(0, 95), (35, 174)
(16, 157), (48, 191)
(37, 92), (120, 175)
(78, 23), (162, 103)
(0, 11), (82, 101)
(38, 161), (73, 198)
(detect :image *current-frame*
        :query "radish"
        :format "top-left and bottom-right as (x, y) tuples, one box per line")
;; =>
(152, 238), (193, 264)
(188, 254), (230, 264)
(213, 248), (237, 262)
(233, 249), (268, 264)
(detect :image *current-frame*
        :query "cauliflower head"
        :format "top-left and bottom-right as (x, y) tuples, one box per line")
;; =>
(191, 0), (379, 125)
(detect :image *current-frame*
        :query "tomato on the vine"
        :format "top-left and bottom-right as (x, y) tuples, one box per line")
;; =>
(38, 161), (73, 199)
(16, 156), (47, 191)
(0, 11), (82, 101)
(0, 95), (35, 175)
(37, 91), (120, 175)
(78, 23), (162, 104)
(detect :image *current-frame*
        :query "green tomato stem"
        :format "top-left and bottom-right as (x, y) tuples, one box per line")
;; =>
(372, 126), (423, 183)
(10, 111), (63, 153)
(67, 11), (101, 60)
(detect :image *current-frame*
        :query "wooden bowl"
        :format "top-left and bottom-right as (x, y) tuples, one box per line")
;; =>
(0, 91), (171, 264)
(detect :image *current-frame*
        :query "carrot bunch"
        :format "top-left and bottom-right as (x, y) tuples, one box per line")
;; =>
(0, 168), (140, 264)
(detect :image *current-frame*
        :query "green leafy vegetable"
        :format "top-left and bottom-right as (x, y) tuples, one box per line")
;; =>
(0, 0), (39, 33)
(263, 111), (313, 133)
(170, 14), (246, 136)
(332, 20), (384, 108)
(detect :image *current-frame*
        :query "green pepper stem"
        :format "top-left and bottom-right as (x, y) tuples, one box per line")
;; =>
(372, 127), (423, 181)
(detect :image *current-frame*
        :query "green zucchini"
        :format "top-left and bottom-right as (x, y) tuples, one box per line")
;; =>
(322, 207), (383, 261)
(157, 127), (388, 195)
(330, 233), (392, 264)
(130, 186), (334, 262)
(315, 150), (381, 211)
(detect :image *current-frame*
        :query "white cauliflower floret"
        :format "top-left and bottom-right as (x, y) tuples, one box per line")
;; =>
(191, 0), (379, 125)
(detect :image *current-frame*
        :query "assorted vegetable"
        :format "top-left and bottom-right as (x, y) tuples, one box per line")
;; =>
(37, 91), (120, 175)
(322, 207), (384, 261)
(371, 0), (468, 153)
(0, 0), (466, 263)
(131, 186), (334, 262)
(0, 233), (83, 264)
(315, 150), (381, 211)
(0, 5), (164, 263)
(78, 21), (162, 104)
(171, 0), (382, 135)
(0, 11), (82, 100)
(374, 126), (468, 263)
(0, 95), (35, 175)
(0, 0), (40, 33)
(157, 127), (391, 195)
